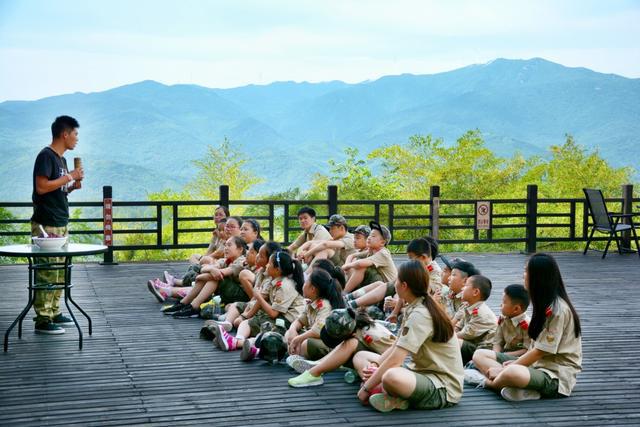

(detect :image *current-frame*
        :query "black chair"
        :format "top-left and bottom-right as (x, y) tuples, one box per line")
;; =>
(583, 188), (640, 259)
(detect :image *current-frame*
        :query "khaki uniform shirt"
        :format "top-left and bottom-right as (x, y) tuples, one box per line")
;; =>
(396, 297), (464, 404)
(449, 292), (464, 319)
(246, 268), (272, 312)
(494, 312), (531, 352)
(269, 276), (305, 324)
(531, 298), (582, 396)
(217, 255), (246, 281)
(355, 247), (398, 282)
(329, 232), (357, 266)
(355, 322), (396, 354)
(455, 301), (497, 349)
(205, 232), (222, 254)
(297, 298), (332, 334)
(289, 223), (332, 252)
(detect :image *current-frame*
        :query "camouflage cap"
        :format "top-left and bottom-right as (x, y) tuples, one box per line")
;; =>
(353, 225), (371, 237)
(320, 308), (357, 347)
(328, 214), (348, 227)
(369, 221), (392, 243)
(365, 305), (385, 321)
(256, 331), (287, 364)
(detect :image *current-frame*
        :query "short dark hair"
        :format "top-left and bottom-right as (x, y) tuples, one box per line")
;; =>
(451, 260), (480, 278)
(406, 238), (431, 258)
(504, 284), (530, 310)
(423, 236), (439, 258)
(51, 115), (79, 139)
(297, 206), (316, 218)
(468, 275), (492, 301)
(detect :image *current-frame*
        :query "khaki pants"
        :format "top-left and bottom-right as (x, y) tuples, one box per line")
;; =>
(31, 221), (68, 324)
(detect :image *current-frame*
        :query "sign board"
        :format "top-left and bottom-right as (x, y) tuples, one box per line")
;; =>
(103, 197), (113, 246)
(476, 201), (491, 230)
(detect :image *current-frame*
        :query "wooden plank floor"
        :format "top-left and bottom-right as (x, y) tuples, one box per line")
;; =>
(1, 252), (639, 426)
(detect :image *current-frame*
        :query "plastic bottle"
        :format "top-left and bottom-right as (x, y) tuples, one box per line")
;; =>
(344, 369), (359, 383)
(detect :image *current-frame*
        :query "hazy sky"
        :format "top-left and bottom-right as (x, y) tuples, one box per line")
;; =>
(1, 0), (639, 101)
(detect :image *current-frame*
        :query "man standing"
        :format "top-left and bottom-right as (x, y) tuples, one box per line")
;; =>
(31, 115), (84, 334)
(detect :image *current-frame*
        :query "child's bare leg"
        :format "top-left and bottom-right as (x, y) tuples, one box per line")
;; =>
(173, 278), (185, 286)
(225, 303), (241, 325)
(344, 267), (366, 293)
(380, 367), (417, 398)
(188, 254), (202, 264)
(308, 338), (359, 377)
(352, 281), (387, 307)
(199, 255), (214, 265)
(239, 270), (256, 299)
(485, 365), (531, 390)
(190, 280), (219, 308)
(352, 350), (381, 377)
(180, 280), (205, 304)
(472, 349), (501, 376)
(235, 319), (252, 348)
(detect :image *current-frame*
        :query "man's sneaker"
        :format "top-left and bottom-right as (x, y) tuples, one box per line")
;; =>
(369, 393), (410, 412)
(286, 354), (319, 374)
(51, 313), (75, 326)
(35, 321), (65, 335)
(163, 271), (176, 286)
(240, 339), (260, 361)
(500, 387), (541, 402)
(216, 325), (237, 351)
(172, 305), (200, 318)
(288, 370), (324, 388)
(147, 280), (169, 303)
(161, 302), (186, 314)
(464, 368), (487, 387)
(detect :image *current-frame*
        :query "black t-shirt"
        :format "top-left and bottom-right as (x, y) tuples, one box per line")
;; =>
(31, 146), (70, 227)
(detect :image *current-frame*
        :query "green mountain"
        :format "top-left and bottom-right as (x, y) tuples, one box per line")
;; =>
(2, 58), (638, 201)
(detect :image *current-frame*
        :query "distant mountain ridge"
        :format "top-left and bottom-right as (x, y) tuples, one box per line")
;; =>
(1, 58), (638, 201)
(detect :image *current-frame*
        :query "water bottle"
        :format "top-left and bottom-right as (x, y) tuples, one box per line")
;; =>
(344, 368), (359, 383)
(212, 295), (222, 316)
(375, 319), (398, 333)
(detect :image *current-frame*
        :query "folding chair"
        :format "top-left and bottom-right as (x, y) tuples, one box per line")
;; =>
(583, 188), (640, 259)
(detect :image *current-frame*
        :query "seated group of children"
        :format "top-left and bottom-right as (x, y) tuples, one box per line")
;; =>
(145, 205), (583, 413)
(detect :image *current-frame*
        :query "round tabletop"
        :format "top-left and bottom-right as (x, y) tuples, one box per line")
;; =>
(0, 243), (108, 258)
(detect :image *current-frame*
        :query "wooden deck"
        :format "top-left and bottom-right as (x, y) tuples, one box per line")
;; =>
(1, 252), (639, 426)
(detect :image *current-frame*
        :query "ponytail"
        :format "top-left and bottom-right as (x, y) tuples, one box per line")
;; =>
(314, 258), (346, 292)
(310, 269), (345, 309)
(273, 251), (304, 294)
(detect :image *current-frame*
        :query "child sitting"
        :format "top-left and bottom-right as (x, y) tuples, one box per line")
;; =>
(447, 260), (480, 320)
(214, 251), (305, 352)
(284, 269), (344, 361)
(287, 206), (331, 256)
(297, 214), (356, 268)
(162, 236), (247, 318)
(455, 274), (498, 364)
(466, 284), (531, 385)
(342, 221), (397, 293)
(287, 307), (396, 388)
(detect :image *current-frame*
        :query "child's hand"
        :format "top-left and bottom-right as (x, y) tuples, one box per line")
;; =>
(487, 366), (503, 380)
(385, 313), (398, 324)
(288, 335), (302, 355)
(357, 387), (370, 405)
(383, 297), (397, 312)
(361, 364), (378, 380)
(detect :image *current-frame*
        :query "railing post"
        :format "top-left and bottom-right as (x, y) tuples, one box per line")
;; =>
(328, 185), (338, 217)
(430, 185), (440, 240)
(526, 184), (538, 254)
(621, 184), (633, 249)
(100, 185), (117, 265)
(219, 185), (229, 209)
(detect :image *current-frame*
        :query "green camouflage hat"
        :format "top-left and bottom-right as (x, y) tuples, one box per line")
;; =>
(256, 331), (287, 364)
(365, 305), (385, 321)
(325, 308), (357, 339)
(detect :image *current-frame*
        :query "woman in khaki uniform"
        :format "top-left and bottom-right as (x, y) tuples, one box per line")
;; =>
(354, 260), (464, 413)
(480, 253), (582, 401)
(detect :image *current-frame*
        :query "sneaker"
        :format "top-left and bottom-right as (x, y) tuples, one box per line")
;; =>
(240, 339), (260, 361)
(369, 393), (409, 413)
(172, 305), (200, 318)
(161, 302), (186, 314)
(200, 325), (216, 341)
(209, 319), (233, 332)
(51, 313), (75, 326)
(147, 280), (168, 303)
(464, 368), (486, 387)
(216, 325), (237, 351)
(500, 387), (541, 402)
(288, 370), (324, 388)
(163, 271), (176, 286)
(35, 321), (65, 335)
(286, 355), (319, 374)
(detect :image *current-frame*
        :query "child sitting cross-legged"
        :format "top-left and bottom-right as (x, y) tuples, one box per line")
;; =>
(287, 307), (396, 388)
(284, 268), (345, 362)
(448, 260), (481, 322)
(353, 260), (464, 412)
(455, 274), (498, 365)
(465, 284), (531, 386)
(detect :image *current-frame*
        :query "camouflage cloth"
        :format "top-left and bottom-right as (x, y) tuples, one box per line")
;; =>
(31, 221), (68, 323)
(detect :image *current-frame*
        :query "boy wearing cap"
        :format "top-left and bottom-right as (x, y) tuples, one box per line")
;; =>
(455, 275), (498, 364)
(297, 214), (356, 267)
(342, 221), (397, 293)
(448, 260), (480, 321)
(287, 206), (331, 255)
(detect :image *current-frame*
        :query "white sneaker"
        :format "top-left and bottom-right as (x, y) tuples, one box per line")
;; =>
(464, 368), (487, 387)
(286, 355), (318, 374)
(500, 387), (541, 401)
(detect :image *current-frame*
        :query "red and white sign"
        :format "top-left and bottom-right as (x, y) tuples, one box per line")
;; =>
(103, 197), (113, 246)
(476, 201), (491, 230)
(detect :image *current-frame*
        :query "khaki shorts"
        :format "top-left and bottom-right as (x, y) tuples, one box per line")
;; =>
(526, 368), (560, 398)
(306, 337), (332, 360)
(409, 372), (453, 410)
(361, 267), (383, 288)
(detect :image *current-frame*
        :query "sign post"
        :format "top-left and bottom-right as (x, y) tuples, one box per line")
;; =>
(476, 201), (491, 230)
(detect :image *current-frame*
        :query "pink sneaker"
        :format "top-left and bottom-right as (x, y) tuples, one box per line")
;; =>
(164, 271), (176, 286)
(240, 339), (260, 361)
(152, 278), (170, 288)
(216, 325), (237, 351)
(147, 280), (168, 302)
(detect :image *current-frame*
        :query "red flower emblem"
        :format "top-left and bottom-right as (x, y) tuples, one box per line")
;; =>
(497, 316), (504, 325)
(545, 306), (552, 317)
(364, 334), (373, 344)
(427, 264), (434, 272)
(472, 307), (479, 316)
(519, 320), (529, 330)
(225, 258), (233, 266)
(275, 280), (283, 288)
(316, 299), (324, 309)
